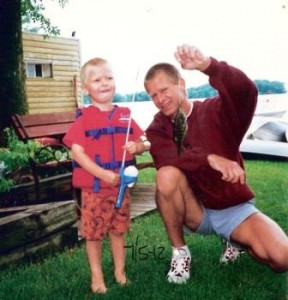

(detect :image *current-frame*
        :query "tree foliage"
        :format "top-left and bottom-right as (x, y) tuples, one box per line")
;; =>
(110, 80), (286, 103)
(0, 0), (67, 145)
(254, 80), (286, 94)
(187, 84), (217, 99)
(0, 0), (27, 137)
(21, 0), (68, 35)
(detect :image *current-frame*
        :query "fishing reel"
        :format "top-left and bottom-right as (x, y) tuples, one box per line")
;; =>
(115, 165), (138, 209)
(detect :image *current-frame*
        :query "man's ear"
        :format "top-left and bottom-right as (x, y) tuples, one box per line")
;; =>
(179, 77), (186, 90)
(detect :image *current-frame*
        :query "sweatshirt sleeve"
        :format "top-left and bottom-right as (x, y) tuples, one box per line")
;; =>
(203, 58), (258, 143)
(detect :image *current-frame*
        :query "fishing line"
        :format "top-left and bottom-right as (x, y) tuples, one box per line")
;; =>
(115, 6), (153, 209)
(120, 68), (140, 168)
(120, 5), (153, 167)
(116, 63), (141, 209)
(174, 73), (192, 155)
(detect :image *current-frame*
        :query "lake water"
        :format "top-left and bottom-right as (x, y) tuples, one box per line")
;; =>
(117, 93), (288, 130)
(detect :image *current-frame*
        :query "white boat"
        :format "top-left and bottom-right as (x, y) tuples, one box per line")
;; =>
(254, 110), (286, 118)
(240, 117), (288, 161)
(250, 120), (288, 142)
(240, 139), (288, 161)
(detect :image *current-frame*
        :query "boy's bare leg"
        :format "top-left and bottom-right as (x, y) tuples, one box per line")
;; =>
(86, 240), (107, 293)
(109, 232), (127, 284)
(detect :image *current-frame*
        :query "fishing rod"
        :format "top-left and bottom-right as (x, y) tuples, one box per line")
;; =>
(115, 6), (153, 209)
(120, 69), (140, 167)
(115, 69), (140, 209)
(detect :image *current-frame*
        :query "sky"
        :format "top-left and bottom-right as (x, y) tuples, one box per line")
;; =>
(42, 0), (288, 94)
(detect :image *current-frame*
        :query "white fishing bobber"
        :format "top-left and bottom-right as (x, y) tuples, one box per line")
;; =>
(124, 166), (138, 187)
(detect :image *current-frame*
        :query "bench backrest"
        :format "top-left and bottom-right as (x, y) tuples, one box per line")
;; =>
(12, 111), (77, 141)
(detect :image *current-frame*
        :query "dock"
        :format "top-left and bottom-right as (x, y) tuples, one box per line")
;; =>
(130, 183), (157, 219)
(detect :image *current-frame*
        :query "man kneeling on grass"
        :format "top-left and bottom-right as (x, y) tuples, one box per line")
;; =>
(144, 44), (288, 284)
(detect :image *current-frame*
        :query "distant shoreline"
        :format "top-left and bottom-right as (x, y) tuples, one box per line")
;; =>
(117, 93), (288, 129)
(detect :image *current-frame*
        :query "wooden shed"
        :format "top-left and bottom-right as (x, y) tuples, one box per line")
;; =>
(23, 32), (82, 114)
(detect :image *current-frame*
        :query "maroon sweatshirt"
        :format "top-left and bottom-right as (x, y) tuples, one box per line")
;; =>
(146, 58), (258, 209)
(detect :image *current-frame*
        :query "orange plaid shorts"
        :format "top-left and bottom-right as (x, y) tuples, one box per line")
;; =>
(80, 190), (131, 241)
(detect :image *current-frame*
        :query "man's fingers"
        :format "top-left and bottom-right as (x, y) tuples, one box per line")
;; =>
(221, 163), (245, 184)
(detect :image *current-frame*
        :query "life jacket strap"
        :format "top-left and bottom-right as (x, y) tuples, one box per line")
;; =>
(93, 157), (135, 192)
(73, 158), (135, 192)
(85, 126), (133, 140)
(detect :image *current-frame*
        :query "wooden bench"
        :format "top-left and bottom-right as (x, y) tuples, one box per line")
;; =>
(11, 111), (77, 200)
(11, 110), (155, 201)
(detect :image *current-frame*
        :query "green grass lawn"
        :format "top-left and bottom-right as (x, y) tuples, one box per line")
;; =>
(0, 157), (287, 300)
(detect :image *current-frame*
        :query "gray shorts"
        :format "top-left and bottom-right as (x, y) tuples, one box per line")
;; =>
(184, 199), (259, 243)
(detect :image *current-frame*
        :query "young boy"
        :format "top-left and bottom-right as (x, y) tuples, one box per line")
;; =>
(63, 58), (149, 293)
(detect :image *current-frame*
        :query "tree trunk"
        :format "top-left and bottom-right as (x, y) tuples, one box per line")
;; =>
(0, 0), (27, 145)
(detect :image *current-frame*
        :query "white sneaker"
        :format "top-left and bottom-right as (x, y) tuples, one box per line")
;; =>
(167, 247), (191, 284)
(220, 239), (244, 264)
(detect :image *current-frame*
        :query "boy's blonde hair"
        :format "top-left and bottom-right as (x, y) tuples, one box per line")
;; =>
(80, 58), (109, 84)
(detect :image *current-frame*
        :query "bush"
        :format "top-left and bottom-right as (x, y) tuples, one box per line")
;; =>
(0, 128), (72, 193)
(0, 128), (39, 192)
